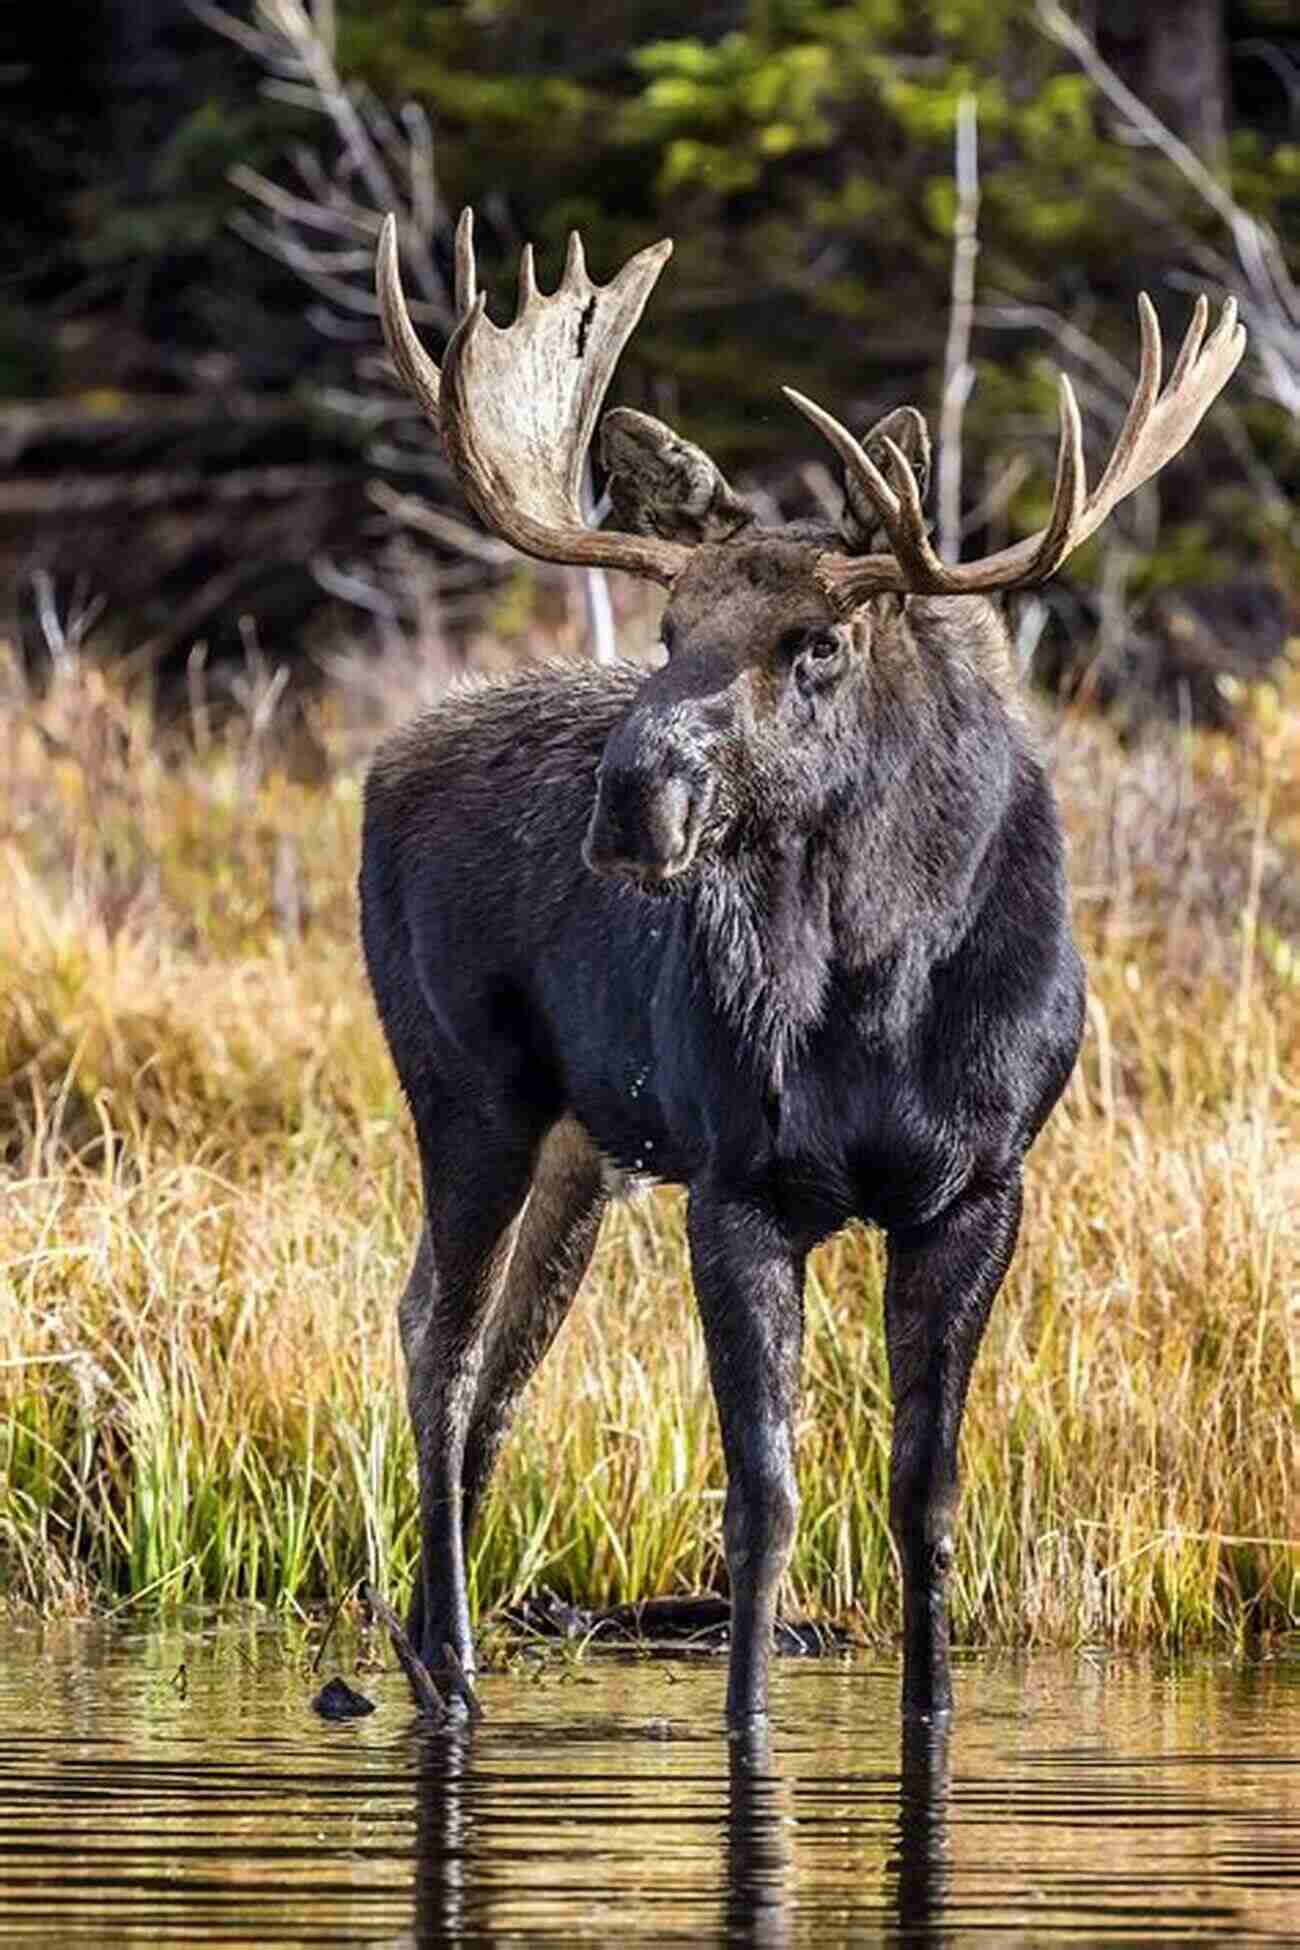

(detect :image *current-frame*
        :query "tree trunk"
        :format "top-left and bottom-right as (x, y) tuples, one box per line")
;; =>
(1102, 0), (1229, 162)
(1144, 0), (1228, 160)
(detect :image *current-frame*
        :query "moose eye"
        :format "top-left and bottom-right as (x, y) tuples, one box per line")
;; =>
(779, 625), (840, 662)
(803, 630), (840, 660)
(788, 625), (848, 696)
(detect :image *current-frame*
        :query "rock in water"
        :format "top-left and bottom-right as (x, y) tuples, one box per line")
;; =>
(312, 1675), (376, 1720)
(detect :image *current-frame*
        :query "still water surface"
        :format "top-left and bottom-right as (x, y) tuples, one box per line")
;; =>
(0, 1623), (1295, 1944)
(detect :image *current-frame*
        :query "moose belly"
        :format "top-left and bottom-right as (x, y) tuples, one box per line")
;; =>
(773, 1066), (976, 1239)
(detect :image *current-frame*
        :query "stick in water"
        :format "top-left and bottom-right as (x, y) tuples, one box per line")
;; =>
(358, 1581), (446, 1718)
(310, 1581), (356, 1676)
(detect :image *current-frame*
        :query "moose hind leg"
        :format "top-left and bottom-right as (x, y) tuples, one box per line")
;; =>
(688, 1185), (805, 1726)
(401, 1117), (537, 1683)
(884, 1174), (1023, 1718)
(460, 1117), (607, 1540)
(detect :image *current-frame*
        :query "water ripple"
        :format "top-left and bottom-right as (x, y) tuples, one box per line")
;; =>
(0, 1630), (1294, 1944)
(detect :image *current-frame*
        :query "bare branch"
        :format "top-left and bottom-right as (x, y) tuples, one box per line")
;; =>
(1037, 0), (1299, 417)
(311, 553), (402, 617)
(229, 163), (382, 239)
(938, 95), (980, 562)
(187, 0), (279, 61)
(310, 0), (335, 60)
(0, 465), (346, 517)
(959, 456), (1032, 539)
(30, 569), (106, 672)
(403, 103), (442, 244)
(229, 211), (382, 314)
(367, 482), (517, 564)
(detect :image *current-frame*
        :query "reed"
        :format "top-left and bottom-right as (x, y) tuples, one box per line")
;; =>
(1, 640), (1295, 1645)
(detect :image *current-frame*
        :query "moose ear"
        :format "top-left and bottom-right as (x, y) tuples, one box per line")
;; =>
(601, 408), (754, 545)
(839, 405), (932, 551)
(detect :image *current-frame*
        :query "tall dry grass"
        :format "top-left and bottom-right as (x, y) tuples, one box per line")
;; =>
(1, 636), (1296, 1645)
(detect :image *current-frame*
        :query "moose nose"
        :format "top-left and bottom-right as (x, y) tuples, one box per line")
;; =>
(584, 766), (698, 882)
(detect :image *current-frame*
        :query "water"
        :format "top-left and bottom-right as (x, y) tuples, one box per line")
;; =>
(0, 1622), (1295, 1944)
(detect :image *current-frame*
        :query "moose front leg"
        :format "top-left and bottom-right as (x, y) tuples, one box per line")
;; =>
(400, 1121), (536, 1685)
(884, 1174), (1023, 1718)
(688, 1186), (805, 1727)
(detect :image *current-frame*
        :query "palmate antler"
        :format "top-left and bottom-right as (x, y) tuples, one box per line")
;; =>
(378, 210), (1246, 605)
(376, 211), (689, 587)
(785, 291), (1247, 609)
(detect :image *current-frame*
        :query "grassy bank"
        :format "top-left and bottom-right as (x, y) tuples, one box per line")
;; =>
(1, 641), (1296, 1646)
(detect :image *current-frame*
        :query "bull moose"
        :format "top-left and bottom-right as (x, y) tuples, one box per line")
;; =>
(360, 211), (1243, 1723)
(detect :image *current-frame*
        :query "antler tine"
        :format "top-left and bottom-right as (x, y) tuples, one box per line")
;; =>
(783, 387), (900, 527)
(517, 241), (539, 312)
(785, 373), (1085, 599)
(1167, 292), (1208, 392)
(1092, 290), (1161, 505)
(1054, 290), (1244, 547)
(564, 230), (587, 283)
(879, 437), (934, 569)
(810, 291), (1246, 611)
(376, 211), (481, 425)
(453, 207), (477, 318)
(781, 388), (915, 598)
(1017, 372), (1087, 582)
(376, 210), (691, 587)
(877, 436), (951, 584)
(377, 214), (444, 423)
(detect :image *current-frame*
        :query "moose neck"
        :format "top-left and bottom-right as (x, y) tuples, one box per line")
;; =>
(687, 608), (1020, 1085)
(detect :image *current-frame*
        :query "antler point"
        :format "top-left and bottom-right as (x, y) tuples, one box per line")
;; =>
(517, 241), (539, 310)
(376, 213), (400, 283)
(563, 230), (588, 287)
(453, 208), (479, 317)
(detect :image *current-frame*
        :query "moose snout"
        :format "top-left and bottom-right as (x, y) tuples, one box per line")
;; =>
(584, 762), (712, 885)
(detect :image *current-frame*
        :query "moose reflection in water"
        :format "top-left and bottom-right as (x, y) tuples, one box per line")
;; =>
(407, 1710), (953, 1947)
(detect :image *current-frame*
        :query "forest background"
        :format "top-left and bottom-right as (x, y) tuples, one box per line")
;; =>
(3, 0), (1299, 702)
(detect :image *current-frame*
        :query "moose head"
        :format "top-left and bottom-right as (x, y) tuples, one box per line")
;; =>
(377, 212), (1243, 891)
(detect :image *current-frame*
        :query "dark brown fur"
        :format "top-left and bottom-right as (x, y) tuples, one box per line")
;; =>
(360, 524), (1084, 1726)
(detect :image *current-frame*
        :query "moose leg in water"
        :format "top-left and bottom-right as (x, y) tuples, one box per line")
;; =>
(689, 1187), (805, 1725)
(884, 1175), (1023, 1717)
(400, 1116), (538, 1678)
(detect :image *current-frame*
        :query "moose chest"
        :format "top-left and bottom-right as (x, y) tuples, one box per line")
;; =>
(771, 1032), (977, 1239)
(567, 942), (975, 1244)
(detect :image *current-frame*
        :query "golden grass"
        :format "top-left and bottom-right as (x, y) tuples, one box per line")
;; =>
(1, 640), (1296, 1644)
